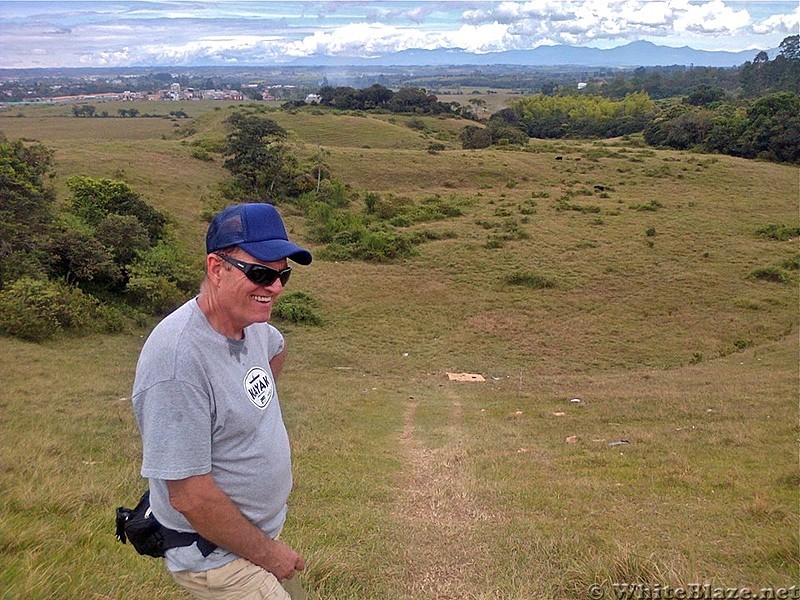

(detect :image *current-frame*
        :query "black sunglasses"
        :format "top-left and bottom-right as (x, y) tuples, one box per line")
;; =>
(216, 254), (291, 286)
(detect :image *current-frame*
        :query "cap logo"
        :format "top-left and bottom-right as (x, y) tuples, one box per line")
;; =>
(243, 366), (274, 409)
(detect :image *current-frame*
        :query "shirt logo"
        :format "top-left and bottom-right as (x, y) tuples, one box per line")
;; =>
(244, 367), (274, 409)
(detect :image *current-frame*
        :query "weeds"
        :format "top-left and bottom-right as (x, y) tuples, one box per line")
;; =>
(273, 291), (324, 326)
(756, 223), (800, 241)
(504, 271), (557, 289)
(631, 199), (664, 212)
(748, 266), (790, 284)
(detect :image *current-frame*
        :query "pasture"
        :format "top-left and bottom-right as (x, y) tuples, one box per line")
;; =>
(0, 101), (797, 599)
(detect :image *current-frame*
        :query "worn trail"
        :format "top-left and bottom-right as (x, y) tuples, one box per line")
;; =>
(395, 390), (493, 600)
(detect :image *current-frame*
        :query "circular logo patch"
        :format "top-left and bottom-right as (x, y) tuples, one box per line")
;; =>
(243, 366), (274, 409)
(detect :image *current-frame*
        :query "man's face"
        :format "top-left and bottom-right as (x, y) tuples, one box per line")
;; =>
(214, 249), (288, 329)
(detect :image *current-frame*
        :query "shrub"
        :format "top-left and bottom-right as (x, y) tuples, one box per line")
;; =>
(363, 192), (381, 214)
(781, 254), (800, 271)
(316, 178), (351, 208)
(748, 266), (789, 283)
(504, 271), (556, 289)
(0, 277), (98, 341)
(460, 125), (492, 149)
(273, 291), (323, 326)
(756, 223), (800, 241)
(124, 242), (199, 314)
(369, 194), (414, 221)
(126, 273), (186, 314)
(631, 200), (664, 212)
(190, 148), (214, 161)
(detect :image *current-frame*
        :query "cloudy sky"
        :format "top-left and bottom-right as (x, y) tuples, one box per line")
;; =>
(0, 1), (797, 69)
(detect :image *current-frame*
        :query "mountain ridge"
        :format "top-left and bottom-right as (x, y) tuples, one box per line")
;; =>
(286, 41), (764, 68)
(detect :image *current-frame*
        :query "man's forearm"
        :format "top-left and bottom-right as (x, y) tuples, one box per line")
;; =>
(166, 474), (304, 579)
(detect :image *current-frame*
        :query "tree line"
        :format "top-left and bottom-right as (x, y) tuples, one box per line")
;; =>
(287, 83), (475, 117)
(0, 136), (198, 340)
(458, 37), (799, 163)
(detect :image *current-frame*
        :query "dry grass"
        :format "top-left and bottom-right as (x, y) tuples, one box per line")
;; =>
(0, 103), (797, 599)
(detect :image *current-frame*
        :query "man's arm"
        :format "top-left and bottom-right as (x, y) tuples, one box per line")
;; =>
(269, 348), (287, 379)
(166, 473), (304, 580)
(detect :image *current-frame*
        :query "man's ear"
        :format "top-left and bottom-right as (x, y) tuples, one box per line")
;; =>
(206, 253), (224, 285)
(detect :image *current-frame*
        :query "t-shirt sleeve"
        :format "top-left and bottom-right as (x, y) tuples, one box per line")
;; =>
(135, 378), (212, 480)
(266, 324), (285, 361)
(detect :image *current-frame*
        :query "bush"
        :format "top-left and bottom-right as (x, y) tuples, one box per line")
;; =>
(124, 241), (198, 314)
(273, 291), (323, 326)
(367, 193), (414, 221)
(126, 273), (186, 314)
(756, 223), (800, 241)
(748, 266), (790, 283)
(504, 271), (557, 289)
(0, 277), (98, 341)
(316, 178), (351, 208)
(460, 125), (492, 149)
(781, 254), (800, 271)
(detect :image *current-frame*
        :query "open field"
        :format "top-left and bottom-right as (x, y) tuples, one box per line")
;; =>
(0, 102), (797, 599)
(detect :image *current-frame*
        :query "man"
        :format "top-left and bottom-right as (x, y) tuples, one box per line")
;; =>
(132, 203), (311, 599)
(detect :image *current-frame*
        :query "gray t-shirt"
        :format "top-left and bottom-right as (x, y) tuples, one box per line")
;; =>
(132, 297), (292, 572)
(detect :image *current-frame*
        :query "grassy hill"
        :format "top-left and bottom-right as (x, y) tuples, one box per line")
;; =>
(0, 101), (797, 599)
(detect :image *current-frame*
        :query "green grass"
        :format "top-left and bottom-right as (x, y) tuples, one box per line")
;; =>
(0, 103), (798, 599)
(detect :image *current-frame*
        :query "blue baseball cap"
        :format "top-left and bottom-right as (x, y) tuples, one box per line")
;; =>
(206, 203), (312, 265)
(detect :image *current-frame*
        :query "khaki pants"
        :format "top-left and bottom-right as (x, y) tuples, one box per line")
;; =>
(171, 557), (306, 600)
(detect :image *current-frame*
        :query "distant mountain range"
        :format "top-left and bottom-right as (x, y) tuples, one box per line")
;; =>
(288, 41), (765, 69)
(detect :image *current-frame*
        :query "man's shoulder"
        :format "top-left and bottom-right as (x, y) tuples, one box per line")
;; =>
(138, 300), (205, 364)
(146, 298), (201, 341)
(133, 300), (207, 392)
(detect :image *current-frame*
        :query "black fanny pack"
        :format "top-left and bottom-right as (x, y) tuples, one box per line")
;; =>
(116, 490), (217, 558)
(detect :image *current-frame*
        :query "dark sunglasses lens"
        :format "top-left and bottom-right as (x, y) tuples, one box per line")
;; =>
(246, 265), (290, 286)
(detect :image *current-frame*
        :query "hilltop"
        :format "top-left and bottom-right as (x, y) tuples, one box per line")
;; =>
(0, 101), (797, 598)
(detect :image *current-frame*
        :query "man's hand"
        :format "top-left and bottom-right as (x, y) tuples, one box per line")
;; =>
(263, 538), (305, 580)
(167, 474), (305, 580)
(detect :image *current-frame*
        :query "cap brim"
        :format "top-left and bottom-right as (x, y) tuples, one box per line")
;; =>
(239, 240), (312, 265)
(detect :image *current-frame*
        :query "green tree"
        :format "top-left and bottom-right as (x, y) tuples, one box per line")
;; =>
(44, 221), (123, 289)
(72, 104), (96, 117)
(65, 176), (167, 243)
(460, 125), (493, 149)
(0, 137), (56, 287)
(644, 104), (713, 150)
(779, 35), (799, 60)
(684, 85), (726, 106)
(223, 112), (289, 201)
(737, 92), (800, 162)
(94, 213), (151, 267)
(704, 105), (748, 156)
(126, 241), (199, 314)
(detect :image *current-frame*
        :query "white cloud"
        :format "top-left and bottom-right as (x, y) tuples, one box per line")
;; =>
(459, 0), (790, 47)
(0, 1), (796, 67)
(751, 5), (800, 35)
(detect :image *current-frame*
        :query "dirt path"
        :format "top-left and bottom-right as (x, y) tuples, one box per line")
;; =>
(395, 392), (493, 599)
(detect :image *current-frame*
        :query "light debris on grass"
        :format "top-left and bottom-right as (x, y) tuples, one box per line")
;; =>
(446, 372), (485, 382)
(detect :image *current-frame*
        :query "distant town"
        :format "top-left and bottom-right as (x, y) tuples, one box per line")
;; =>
(0, 64), (619, 105)
(1, 80), (301, 105)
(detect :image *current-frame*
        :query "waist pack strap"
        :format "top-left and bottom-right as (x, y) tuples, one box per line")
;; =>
(161, 529), (217, 557)
(116, 490), (217, 558)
